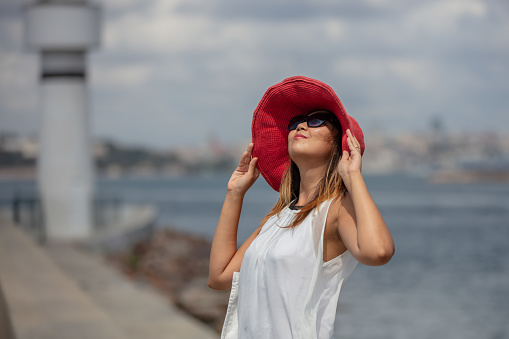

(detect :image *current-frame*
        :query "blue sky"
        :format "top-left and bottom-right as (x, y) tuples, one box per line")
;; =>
(1, 0), (508, 149)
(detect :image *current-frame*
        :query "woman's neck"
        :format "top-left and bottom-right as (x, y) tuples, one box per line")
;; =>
(295, 164), (327, 206)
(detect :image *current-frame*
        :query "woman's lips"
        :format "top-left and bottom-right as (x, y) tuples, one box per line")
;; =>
(294, 134), (307, 139)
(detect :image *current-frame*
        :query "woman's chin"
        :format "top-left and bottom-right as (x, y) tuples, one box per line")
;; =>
(290, 149), (330, 165)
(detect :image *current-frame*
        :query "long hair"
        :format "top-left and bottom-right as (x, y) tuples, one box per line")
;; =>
(260, 120), (347, 228)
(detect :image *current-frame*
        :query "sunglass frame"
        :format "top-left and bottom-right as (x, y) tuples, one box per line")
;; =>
(287, 112), (340, 131)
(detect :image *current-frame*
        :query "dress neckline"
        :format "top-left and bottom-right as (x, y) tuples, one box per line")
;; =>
(288, 201), (303, 211)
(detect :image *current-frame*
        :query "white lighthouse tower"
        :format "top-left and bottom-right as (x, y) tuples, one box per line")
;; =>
(24, 0), (101, 240)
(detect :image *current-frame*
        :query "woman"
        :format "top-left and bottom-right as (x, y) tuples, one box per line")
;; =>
(209, 76), (395, 339)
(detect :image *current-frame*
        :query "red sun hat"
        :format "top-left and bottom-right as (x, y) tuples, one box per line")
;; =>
(251, 76), (365, 192)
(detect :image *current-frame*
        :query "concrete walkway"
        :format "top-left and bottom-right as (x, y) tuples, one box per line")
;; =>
(0, 212), (219, 339)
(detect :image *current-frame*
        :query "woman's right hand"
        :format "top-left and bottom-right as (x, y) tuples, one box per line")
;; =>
(227, 143), (260, 196)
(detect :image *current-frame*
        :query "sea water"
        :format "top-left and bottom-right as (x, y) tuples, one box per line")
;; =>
(1, 174), (508, 338)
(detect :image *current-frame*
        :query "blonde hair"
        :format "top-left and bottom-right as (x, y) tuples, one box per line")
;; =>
(260, 119), (347, 228)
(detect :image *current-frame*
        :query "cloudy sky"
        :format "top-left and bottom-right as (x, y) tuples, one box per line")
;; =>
(1, 0), (508, 150)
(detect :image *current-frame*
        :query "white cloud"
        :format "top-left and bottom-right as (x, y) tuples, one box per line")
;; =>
(0, 53), (38, 111)
(334, 57), (438, 91)
(1, 0), (508, 147)
(105, 12), (211, 54)
(324, 20), (347, 42)
(405, 0), (487, 35)
(91, 62), (152, 89)
(0, 16), (24, 51)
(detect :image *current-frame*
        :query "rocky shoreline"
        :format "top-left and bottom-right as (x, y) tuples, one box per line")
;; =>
(106, 227), (230, 333)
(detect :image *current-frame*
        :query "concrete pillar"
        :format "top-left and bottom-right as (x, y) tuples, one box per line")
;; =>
(24, 0), (101, 240)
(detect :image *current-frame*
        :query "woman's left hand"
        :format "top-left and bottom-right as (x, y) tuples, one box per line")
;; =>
(338, 129), (363, 188)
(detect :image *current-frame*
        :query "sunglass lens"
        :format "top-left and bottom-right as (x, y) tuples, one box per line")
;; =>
(288, 113), (335, 130)
(307, 118), (326, 128)
(288, 116), (306, 130)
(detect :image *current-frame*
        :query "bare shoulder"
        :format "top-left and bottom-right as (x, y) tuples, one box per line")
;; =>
(324, 192), (355, 259)
(329, 192), (357, 230)
(329, 191), (354, 217)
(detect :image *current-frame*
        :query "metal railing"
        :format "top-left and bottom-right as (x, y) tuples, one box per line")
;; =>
(5, 194), (122, 245)
(11, 194), (45, 244)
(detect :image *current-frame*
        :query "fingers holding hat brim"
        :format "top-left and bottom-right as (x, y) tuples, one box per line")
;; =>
(342, 117), (365, 156)
(244, 143), (260, 178)
(346, 129), (362, 154)
(238, 143), (253, 167)
(248, 156), (260, 178)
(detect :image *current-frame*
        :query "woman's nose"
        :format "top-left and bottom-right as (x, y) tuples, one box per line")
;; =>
(296, 121), (307, 131)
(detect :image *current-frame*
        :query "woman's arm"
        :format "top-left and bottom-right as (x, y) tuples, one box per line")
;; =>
(335, 130), (395, 266)
(208, 143), (260, 290)
(335, 177), (394, 266)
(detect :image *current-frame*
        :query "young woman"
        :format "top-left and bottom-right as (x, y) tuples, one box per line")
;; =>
(209, 76), (395, 339)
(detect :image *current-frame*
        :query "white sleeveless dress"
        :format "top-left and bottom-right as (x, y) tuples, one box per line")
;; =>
(221, 199), (358, 339)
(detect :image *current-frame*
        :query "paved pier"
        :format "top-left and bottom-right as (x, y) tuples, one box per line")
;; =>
(0, 212), (219, 339)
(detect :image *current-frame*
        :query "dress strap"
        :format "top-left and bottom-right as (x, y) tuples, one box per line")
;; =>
(299, 199), (335, 339)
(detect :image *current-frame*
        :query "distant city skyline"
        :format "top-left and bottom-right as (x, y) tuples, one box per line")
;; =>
(3, 126), (509, 184)
(1, 0), (508, 150)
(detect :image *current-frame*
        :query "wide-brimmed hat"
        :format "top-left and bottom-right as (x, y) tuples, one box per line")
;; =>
(251, 76), (365, 192)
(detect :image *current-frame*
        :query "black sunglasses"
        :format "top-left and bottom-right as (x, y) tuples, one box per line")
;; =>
(288, 112), (340, 131)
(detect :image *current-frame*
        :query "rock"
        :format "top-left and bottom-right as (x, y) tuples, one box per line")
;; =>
(107, 228), (228, 332)
(176, 277), (229, 331)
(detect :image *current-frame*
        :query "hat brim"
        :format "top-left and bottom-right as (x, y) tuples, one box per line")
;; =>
(251, 76), (365, 192)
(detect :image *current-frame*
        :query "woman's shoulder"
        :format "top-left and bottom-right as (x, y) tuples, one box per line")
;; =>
(327, 191), (354, 222)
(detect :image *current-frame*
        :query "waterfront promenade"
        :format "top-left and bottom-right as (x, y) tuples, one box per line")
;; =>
(0, 211), (219, 339)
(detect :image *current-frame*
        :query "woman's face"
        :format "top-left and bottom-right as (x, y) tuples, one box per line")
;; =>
(287, 110), (340, 164)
